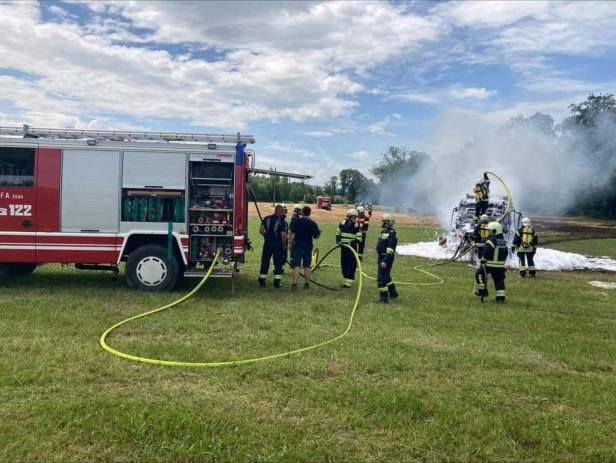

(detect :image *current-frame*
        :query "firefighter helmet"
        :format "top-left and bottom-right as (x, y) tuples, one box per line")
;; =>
(347, 208), (358, 217)
(356, 205), (365, 214)
(521, 217), (531, 226)
(293, 204), (302, 212)
(480, 214), (489, 222)
(488, 221), (503, 235)
(382, 213), (395, 226)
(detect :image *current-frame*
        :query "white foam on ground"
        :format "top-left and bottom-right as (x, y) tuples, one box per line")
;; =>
(589, 281), (616, 289)
(397, 242), (616, 272)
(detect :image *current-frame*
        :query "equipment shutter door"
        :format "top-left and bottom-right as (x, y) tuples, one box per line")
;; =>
(122, 151), (186, 189)
(61, 150), (121, 232)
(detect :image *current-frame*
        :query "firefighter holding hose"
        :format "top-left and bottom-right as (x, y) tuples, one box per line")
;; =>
(336, 209), (362, 288)
(473, 172), (490, 221)
(376, 213), (398, 304)
(474, 221), (508, 303)
(512, 217), (539, 278)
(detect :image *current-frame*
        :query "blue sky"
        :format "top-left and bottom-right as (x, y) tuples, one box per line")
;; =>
(1, 0), (616, 183)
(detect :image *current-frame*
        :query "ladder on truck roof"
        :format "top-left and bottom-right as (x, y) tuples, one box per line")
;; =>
(0, 125), (255, 144)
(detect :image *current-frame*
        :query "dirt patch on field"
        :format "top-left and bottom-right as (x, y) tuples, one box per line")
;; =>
(248, 202), (439, 227)
(532, 216), (616, 243)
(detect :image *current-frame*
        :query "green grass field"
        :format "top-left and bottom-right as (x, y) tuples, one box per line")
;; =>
(1, 221), (615, 462)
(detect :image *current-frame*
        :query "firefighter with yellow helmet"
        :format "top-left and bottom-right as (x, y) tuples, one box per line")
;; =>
(376, 213), (398, 303)
(472, 214), (491, 266)
(336, 208), (363, 288)
(473, 173), (490, 221)
(474, 221), (508, 303)
(512, 217), (539, 277)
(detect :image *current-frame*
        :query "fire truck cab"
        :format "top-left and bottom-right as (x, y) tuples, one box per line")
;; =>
(0, 126), (254, 291)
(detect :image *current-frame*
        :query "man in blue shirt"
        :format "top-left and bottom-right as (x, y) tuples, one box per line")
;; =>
(289, 206), (321, 290)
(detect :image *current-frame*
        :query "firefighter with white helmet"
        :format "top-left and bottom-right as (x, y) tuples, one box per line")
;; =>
(376, 213), (398, 303)
(473, 172), (490, 221)
(474, 221), (508, 303)
(512, 216), (539, 277)
(336, 208), (362, 288)
(291, 204), (302, 223)
(356, 205), (370, 260)
(472, 214), (491, 266)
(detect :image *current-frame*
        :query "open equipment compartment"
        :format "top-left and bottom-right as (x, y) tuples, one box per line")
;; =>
(187, 160), (235, 267)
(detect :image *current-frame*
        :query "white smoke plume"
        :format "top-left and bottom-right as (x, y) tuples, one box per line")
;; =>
(379, 109), (616, 227)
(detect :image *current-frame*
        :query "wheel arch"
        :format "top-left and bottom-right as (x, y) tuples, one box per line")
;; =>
(118, 231), (187, 266)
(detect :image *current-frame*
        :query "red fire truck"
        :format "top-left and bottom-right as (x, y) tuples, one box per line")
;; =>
(0, 125), (255, 291)
(316, 195), (332, 210)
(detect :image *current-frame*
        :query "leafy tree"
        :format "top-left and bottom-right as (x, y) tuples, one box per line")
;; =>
(371, 146), (430, 184)
(338, 169), (371, 202)
(324, 176), (338, 197)
(563, 93), (616, 127)
(504, 112), (555, 135)
(561, 94), (616, 218)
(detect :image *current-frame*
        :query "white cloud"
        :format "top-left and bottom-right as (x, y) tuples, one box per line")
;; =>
(432, 1), (550, 28)
(350, 150), (370, 160)
(103, 1), (442, 72)
(367, 117), (394, 136)
(0, 1), (445, 131)
(300, 130), (333, 138)
(265, 141), (317, 158)
(449, 87), (497, 99)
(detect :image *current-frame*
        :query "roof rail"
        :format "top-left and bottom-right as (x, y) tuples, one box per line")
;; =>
(0, 125), (255, 144)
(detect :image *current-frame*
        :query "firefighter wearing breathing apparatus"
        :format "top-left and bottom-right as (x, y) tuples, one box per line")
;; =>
(474, 221), (508, 303)
(472, 214), (491, 266)
(512, 217), (539, 278)
(376, 213), (398, 304)
(336, 209), (363, 288)
(356, 205), (370, 261)
(473, 172), (490, 221)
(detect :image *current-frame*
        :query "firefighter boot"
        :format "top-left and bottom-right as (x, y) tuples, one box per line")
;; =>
(388, 283), (399, 299)
(273, 277), (282, 289)
(377, 290), (389, 304)
(258, 277), (266, 287)
(495, 296), (506, 304)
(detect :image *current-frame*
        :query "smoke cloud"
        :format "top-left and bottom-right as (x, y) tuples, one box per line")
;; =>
(379, 109), (616, 227)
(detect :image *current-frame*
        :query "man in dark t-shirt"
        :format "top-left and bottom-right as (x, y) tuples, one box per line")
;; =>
(289, 206), (321, 290)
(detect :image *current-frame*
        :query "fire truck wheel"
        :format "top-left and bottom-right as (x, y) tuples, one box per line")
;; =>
(125, 245), (180, 292)
(0, 263), (38, 276)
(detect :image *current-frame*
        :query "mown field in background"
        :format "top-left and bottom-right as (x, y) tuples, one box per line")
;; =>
(1, 220), (615, 462)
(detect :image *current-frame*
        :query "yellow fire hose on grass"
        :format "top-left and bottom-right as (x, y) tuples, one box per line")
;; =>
(100, 244), (364, 367)
(100, 174), (510, 368)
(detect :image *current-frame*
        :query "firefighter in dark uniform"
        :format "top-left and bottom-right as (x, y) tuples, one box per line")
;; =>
(291, 204), (302, 224)
(474, 221), (508, 303)
(473, 172), (490, 221)
(356, 205), (370, 261)
(336, 209), (362, 288)
(376, 213), (398, 303)
(512, 217), (539, 278)
(258, 204), (288, 288)
(472, 214), (490, 267)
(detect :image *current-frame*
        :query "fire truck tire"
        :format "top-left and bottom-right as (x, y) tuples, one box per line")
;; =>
(0, 263), (38, 276)
(125, 245), (180, 292)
